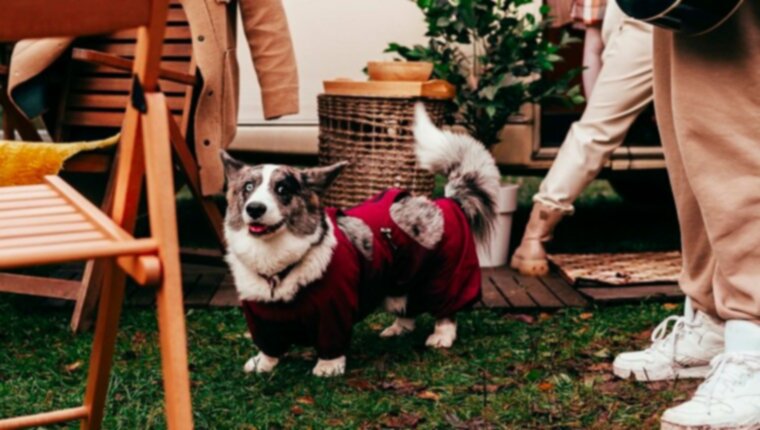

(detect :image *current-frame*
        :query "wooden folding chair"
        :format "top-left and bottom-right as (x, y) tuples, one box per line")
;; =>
(0, 0), (194, 428)
(0, 0), (225, 333)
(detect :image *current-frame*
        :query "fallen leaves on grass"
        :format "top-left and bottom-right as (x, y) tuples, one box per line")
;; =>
(505, 314), (535, 324)
(587, 362), (613, 372)
(64, 360), (83, 373)
(346, 378), (375, 391)
(593, 348), (611, 358)
(636, 328), (654, 340)
(381, 412), (422, 429)
(580, 312), (594, 320)
(663, 303), (679, 311)
(444, 413), (493, 430)
(290, 405), (304, 416)
(295, 396), (315, 405)
(380, 378), (424, 395)
(469, 383), (505, 394)
(416, 390), (440, 401)
(538, 381), (554, 392)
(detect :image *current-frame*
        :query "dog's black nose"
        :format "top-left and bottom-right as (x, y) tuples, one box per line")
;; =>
(245, 202), (267, 219)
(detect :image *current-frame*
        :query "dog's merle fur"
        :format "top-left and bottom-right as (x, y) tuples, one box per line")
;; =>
(221, 103), (499, 377)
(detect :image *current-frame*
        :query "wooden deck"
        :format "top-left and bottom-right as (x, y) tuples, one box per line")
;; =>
(123, 262), (681, 309)
(35, 257), (683, 309)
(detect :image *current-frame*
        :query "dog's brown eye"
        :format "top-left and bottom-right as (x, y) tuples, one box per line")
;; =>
(276, 185), (286, 195)
(244, 182), (254, 193)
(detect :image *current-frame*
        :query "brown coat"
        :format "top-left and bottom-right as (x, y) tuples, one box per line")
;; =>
(7, 0), (299, 195)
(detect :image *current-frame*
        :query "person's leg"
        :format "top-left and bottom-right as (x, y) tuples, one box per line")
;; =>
(511, 13), (653, 275)
(650, 4), (760, 428)
(582, 25), (604, 97)
(613, 29), (724, 382)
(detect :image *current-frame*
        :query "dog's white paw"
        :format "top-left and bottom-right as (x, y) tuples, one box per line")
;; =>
(243, 352), (279, 374)
(379, 317), (416, 338)
(384, 296), (408, 314)
(425, 318), (457, 349)
(312, 356), (346, 377)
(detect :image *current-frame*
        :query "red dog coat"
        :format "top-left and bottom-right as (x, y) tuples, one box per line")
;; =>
(241, 189), (481, 359)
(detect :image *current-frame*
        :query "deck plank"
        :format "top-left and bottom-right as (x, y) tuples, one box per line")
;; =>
(208, 275), (239, 307)
(16, 257), (674, 309)
(513, 272), (564, 308)
(578, 285), (683, 302)
(488, 268), (536, 308)
(480, 269), (510, 308)
(539, 273), (588, 307)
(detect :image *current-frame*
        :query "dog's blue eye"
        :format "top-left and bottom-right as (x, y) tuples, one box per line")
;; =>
(244, 182), (254, 192)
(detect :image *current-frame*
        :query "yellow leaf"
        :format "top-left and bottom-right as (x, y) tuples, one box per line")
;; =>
(580, 312), (594, 320)
(663, 303), (679, 311)
(296, 396), (315, 405)
(416, 390), (440, 401)
(64, 360), (83, 373)
(538, 382), (554, 392)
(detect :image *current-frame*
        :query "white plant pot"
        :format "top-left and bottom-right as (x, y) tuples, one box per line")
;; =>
(477, 183), (519, 268)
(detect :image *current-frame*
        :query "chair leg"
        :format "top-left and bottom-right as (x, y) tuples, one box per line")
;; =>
(71, 152), (120, 333)
(81, 261), (126, 430)
(2, 110), (14, 140)
(70, 261), (108, 333)
(143, 94), (194, 429)
(167, 117), (226, 252)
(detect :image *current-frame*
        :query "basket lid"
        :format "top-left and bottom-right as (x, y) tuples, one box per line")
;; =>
(322, 79), (455, 100)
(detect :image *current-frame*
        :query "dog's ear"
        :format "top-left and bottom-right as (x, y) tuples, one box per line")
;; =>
(220, 150), (245, 181)
(302, 161), (349, 195)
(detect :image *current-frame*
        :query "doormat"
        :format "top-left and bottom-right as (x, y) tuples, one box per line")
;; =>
(548, 251), (681, 286)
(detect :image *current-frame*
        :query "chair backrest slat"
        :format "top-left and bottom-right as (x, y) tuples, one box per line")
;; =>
(0, 1), (153, 42)
(60, 3), (193, 134)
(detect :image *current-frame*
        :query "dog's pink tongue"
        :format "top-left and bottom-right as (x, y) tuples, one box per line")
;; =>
(249, 224), (267, 234)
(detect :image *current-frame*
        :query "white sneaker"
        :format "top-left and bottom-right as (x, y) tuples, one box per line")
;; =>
(661, 353), (760, 430)
(613, 311), (724, 381)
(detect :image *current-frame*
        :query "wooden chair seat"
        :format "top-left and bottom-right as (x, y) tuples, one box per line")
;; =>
(0, 176), (161, 285)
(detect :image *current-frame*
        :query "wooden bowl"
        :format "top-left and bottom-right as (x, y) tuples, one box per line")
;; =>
(367, 61), (434, 82)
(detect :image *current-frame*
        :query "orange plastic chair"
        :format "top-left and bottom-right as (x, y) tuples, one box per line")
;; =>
(0, 1), (194, 429)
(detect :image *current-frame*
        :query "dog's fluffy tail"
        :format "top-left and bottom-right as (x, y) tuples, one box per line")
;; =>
(413, 103), (500, 242)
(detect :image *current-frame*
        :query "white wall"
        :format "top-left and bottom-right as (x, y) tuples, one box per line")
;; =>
(235, 0), (428, 126)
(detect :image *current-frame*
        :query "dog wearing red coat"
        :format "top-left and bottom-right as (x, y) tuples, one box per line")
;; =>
(221, 104), (500, 377)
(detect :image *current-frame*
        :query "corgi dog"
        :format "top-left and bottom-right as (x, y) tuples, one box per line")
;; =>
(221, 104), (500, 377)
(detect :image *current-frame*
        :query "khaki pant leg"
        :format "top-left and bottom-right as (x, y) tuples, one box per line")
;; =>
(535, 15), (653, 212)
(661, 2), (760, 321)
(653, 29), (718, 317)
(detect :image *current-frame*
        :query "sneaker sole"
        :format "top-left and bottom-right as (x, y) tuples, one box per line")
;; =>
(661, 422), (760, 430)
(509, 256), (549, 277)
(613, 364), (710, 382)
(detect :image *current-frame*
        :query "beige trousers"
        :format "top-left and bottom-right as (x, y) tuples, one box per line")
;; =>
(535, 2), (653, 213)
(654, 1), (760, 322)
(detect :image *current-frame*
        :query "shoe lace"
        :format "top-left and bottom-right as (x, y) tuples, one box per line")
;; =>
(649, 315), (696, 361)
(698, 353), (760, 410)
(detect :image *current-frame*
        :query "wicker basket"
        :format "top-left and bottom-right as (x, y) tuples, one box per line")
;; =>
(317, 95), (448, 209)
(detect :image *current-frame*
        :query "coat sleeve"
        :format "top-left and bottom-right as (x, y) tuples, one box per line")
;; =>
(238, 0), (299, 120)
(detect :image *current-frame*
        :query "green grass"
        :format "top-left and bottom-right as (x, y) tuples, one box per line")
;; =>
(0, 178), (687, 429)
(1, 299), (693, 429)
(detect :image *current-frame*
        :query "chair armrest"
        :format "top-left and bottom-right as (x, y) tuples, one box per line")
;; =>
(71, 48), (196, 86)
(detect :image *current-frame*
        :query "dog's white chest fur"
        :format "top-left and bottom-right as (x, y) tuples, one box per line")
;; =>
(225, 218), (337, 303)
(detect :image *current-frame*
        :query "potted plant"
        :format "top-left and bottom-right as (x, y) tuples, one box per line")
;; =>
(385, 0), (583, 147)
(385, 0), (583, 266)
